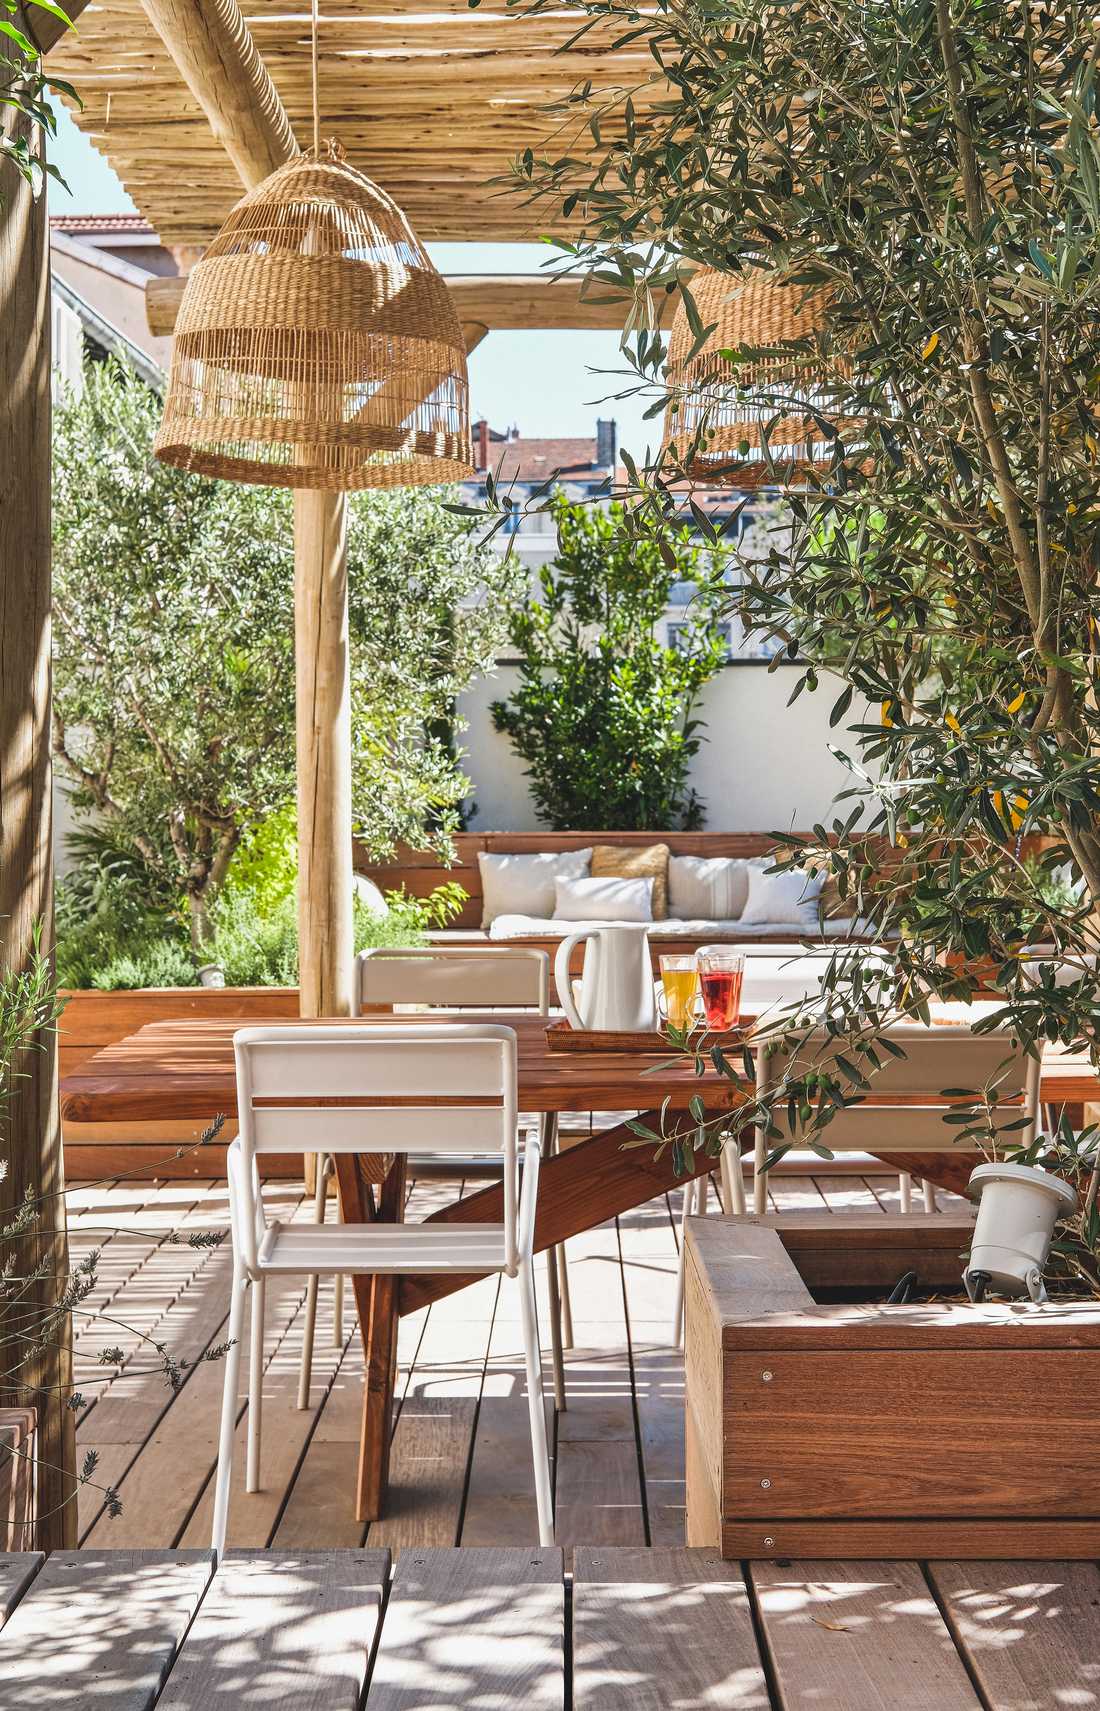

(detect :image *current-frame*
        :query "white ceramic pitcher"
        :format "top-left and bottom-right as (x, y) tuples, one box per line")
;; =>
(553, 925), (658, 1033)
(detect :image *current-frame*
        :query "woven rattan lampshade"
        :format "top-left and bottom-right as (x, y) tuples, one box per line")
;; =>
(155, 145), (473, 490)
(662, 269), (840, 487)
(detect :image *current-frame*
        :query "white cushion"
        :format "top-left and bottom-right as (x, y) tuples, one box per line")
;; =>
(487, 914), (885, 941)
(739, 865), (824, 929)
(668, 855), (764, 920)
(553, 875), (654, 922)
(478, 848), (592, 927)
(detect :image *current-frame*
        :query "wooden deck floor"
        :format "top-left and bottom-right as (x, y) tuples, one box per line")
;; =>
(68, 1148), (963, 1555)
(4, 1544), (1100, 1708)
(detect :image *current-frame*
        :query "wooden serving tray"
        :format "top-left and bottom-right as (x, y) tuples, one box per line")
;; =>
(545, 1019), (749, 1054)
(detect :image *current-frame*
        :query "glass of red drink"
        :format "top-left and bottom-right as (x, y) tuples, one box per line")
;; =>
(696, 950), (745, 1030)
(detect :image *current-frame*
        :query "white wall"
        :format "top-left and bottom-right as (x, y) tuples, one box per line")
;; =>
(458, 662), (868, 833)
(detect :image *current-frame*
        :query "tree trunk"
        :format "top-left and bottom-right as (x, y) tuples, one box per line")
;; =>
(0, 116), (77, 1547)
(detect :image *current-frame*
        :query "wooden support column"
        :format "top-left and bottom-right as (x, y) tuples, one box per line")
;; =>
(293, 491), (354, 1020)
(0, 108), (76, 1546)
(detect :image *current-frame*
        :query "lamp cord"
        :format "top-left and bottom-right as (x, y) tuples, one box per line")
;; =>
(310, 0), (320, 154)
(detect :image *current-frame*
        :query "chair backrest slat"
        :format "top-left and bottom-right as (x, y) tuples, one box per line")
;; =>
(249, 1105), (508, 1155)
(771, 1023), (1029, 1101)
(356, 947), (549, 1013)
(762, 1022), (1033, 1151)
(234, 1023), (518, 1157)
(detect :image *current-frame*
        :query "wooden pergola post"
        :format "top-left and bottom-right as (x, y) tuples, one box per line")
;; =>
(0, 103), (76, 1546)
(140, 0), (354, 1028)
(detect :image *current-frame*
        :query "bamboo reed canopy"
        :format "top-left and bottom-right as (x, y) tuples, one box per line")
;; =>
(154, 144), (472, 489)
(662, 269), (843, 487)
(48, 0), (657, 247)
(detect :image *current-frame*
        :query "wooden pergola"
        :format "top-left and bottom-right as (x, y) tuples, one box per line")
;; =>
(51, 0), (661, 1032)
(0, 0), (657, 1547)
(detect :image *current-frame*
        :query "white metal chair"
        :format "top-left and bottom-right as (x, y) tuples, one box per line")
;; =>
(672, 1018), (1038, 1343)
(297, 945), (566, 1411)
(213, 1021), (554, 1556)
(350, 943), (572, 1410)
(749, 1020), (1036, 1207)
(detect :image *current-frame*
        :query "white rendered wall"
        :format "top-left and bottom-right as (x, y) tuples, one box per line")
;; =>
(458, 662), (869, 834)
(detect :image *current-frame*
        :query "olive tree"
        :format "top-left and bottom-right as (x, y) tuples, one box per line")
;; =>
(502, 0), (1100, 1255)
(53, 359), (519, 948)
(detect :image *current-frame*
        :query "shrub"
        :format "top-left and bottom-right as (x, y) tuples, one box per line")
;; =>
(491, 495), (729, 829)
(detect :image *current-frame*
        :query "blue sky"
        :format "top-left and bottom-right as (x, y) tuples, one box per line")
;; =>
(48, 105), (657, 454)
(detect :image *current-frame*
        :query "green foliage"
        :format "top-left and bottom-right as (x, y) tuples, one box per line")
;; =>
(346, 485), (525, 855)
(52, 359), (297, 951)
(2, 7), (79, 196)
(503, 0), (1100, 1280)
(56, 826), (467, 989)
(90, 939), (198, 992)
(491, 495), (728, 828)
(52, 359), (518, 946)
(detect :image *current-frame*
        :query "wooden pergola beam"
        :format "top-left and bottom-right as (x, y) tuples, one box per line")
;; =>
(140, 0), (297, 188)
(146, 270), (662, 340)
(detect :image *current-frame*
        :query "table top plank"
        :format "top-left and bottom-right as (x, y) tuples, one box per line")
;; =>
(59, 1011), (1100, 1127)
(752, 1559), (984, 1711)
(929, 1560), (1100, 1711)
(573, 1545), (771, 1710)
(59, 1013), (746, 1123)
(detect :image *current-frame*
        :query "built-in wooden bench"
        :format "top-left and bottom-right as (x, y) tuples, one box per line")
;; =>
(6, 1544), (1097, 1706)
(354, 830), (811, 931)
(354, 830), (885, 963)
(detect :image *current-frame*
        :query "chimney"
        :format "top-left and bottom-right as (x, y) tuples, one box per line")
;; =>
(474, 418), (490, 469)
(596, 417), (618, 472)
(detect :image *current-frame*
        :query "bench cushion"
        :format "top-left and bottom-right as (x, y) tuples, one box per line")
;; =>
(487, 914), (881, 942)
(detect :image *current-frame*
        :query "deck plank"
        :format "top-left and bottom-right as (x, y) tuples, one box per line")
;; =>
(366, 1546), (564, 1709)
(751, 1560), (983, 1710)
(616, 1195), (687, 1545)
(573, 1545), (770, 1709)
(460, 1269), (552, 1548)
(550, 1219), (646, 1555)
(0, 1548), (213, 1710)
(157, 1550), (388, 1711)
(0, 1553), (41, 1623)
(929, 1560), (1100, 1711)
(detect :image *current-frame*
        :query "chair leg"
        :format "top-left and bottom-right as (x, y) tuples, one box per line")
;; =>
(330, 1159), (344, 1347)
(298, 1276), (320, 1411)
(211, 1269), (247, 1559)
(297, 1155), (329, 1410)
(545, 1244), (567, 1414)
(518, 1256), (555, 1547)
(898, 1171), (912, 1214)
(246, 1276), (265, 1493)
(922, 1177), (937, 1215)
(721, 1139), (747, 1215)
(544, 1114), (573, 1349)
(671, 1177), (700, 1348)
(556, 1245), (574, 1350)
(541, 1112), (567, 1409)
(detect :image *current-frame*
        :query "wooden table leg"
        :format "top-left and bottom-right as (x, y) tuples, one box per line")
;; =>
(355, 1153), (406, 1523)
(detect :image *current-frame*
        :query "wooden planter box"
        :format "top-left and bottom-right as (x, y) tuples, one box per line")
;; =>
(685, 1212), (1100, 1559)
(60, 986), (299, 1177)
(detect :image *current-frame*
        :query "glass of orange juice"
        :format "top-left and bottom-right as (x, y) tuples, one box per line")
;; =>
(659, 954), (699, 1030)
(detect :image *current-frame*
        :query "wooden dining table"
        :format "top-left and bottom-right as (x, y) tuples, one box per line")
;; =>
(59, 1010), (1099, 1523)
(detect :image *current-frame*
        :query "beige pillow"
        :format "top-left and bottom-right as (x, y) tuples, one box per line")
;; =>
(591, 843), (670, 920)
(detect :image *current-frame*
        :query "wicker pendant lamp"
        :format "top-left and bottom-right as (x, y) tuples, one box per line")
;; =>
(662, 268), (841, 487)
(155, 142), (473, 490)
